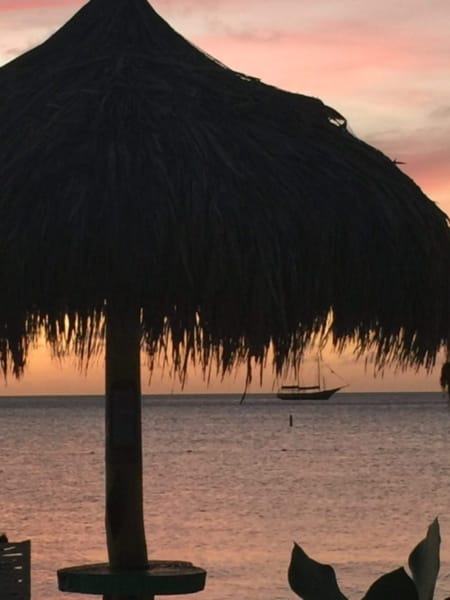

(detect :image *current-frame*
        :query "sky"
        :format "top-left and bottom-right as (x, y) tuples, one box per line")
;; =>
(0, 0), (449, 394)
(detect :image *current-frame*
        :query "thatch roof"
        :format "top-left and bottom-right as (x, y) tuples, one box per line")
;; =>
(0, 0), (449, 379)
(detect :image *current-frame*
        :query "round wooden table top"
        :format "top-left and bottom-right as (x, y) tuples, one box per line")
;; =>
(57, 560), (207, 596)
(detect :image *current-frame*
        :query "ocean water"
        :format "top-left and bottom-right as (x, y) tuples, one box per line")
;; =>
(1, 392), (450, 600)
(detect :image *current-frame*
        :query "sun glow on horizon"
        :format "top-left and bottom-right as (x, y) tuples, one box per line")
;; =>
(0, 333), (444, 396)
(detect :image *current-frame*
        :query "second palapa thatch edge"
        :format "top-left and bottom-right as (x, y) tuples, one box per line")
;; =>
(0, 0), (449, 379)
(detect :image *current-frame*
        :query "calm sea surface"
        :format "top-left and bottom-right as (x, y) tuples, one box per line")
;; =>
(1, 392), (450, 599)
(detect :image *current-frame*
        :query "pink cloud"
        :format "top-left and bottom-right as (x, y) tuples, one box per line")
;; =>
(191, 23), (448, 87)
(0, 0), (77, 9)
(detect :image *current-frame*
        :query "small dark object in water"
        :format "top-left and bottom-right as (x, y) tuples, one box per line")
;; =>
(0, 532), (8, 543)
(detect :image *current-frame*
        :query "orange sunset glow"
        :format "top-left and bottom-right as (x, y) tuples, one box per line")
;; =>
(0, 0), (449, 394)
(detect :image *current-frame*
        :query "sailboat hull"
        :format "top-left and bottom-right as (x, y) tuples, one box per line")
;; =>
(277, 386), (343, 400)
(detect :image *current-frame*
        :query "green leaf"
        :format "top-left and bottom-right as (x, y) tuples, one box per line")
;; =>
(408, 518), (440, 600)
(288, 542), (347, 600)
(362, 567), (419, 600)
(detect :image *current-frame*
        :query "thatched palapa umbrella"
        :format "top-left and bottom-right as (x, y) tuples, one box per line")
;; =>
(1, 0), (449, 595)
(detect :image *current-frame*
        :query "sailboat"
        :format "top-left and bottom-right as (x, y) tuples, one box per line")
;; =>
(277, 356), (346, 400)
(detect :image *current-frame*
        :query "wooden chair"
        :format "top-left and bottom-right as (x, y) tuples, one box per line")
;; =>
(0, 540), (31, 600)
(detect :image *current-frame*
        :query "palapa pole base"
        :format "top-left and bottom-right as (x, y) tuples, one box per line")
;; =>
(57, 560), (207, 598)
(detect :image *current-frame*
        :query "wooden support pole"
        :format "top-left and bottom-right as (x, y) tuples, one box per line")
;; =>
(104, 297), (150, 599)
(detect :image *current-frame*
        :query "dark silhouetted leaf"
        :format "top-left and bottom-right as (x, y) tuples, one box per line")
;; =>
(288, 542), (347, 600)
(408, 518), (440, 600)
(362, 567), (419, 600)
